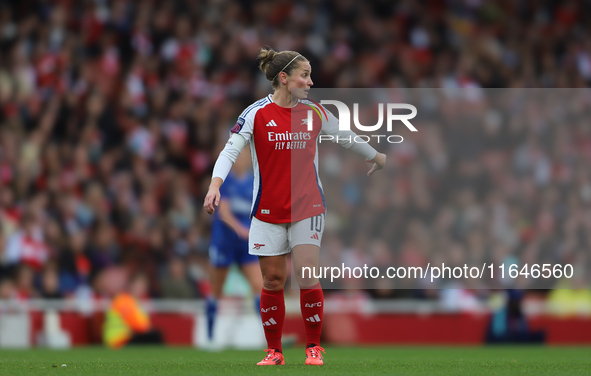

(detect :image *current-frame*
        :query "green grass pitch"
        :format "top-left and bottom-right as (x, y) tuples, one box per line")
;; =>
(0, 346), (590, 375)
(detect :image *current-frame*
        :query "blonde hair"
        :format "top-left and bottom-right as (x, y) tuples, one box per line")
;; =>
(258, 47), (308, 89)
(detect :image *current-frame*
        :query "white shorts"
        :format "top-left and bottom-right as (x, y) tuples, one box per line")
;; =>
(248, 214), (325, 256)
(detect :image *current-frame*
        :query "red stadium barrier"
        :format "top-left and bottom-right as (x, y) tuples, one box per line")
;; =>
(4, 302), (591, 347)
(322, 313), (490, 344)
(529, 317), (591, 344)
(45, 312), (590, 346)
(28, 311), (196, 346)
(151, 313), (194, 345)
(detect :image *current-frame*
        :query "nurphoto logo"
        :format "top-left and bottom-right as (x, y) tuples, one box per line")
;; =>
(309, 101), (418, 144)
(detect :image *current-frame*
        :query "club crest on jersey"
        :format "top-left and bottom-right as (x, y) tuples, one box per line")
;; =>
(231, 117), (245, 133)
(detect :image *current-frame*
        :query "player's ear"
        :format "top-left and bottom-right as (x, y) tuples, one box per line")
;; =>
(280, 72), (288, 85)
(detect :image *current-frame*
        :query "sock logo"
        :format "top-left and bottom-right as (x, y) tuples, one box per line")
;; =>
(262, 318), (278, 326)
(305, 314), (321, 323)
(261, 306), (278, 313)
(305, 302), (322, 308)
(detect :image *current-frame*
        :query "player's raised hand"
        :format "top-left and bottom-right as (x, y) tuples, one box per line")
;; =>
(203, 178), (223, 214)
(367, 152), (386, 176)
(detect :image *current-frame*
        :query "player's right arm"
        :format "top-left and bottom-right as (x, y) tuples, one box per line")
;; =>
(204, 177), (223, 215)
(204, 113), (253, 215)
(203, 133), (248, 214)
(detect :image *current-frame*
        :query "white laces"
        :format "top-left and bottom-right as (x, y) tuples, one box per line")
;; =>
(263, 349), (276, 360)
(307, 346), (325, 358)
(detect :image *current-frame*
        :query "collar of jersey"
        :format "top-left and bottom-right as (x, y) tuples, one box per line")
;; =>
(268, 94), (300, 108)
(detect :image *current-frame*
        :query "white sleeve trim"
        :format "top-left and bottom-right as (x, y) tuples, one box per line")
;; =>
(212, 133), (248, 181)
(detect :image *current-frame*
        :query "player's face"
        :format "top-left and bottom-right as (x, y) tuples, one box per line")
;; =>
(288, 62), (313, 99)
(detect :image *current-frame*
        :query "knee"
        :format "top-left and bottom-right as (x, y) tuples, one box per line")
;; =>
(295, 268), (319, 288)
(294, 261), (317, 278)
(262, 272), (286, 291)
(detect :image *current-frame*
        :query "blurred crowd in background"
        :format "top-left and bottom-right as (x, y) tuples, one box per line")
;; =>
(0, 0), (590, 315)
(316, 89), (591, 308)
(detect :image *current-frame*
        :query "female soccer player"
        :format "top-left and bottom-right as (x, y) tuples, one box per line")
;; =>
(206, 150), (262, 345)
(204, 47), (386, 366)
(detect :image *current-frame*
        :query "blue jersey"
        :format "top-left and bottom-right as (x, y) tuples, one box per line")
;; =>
(209, 170), (257, 267)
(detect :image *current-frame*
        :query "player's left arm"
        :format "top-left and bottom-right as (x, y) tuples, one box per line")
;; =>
(318, 104), (386, 176)
(366, 151), (386, 176)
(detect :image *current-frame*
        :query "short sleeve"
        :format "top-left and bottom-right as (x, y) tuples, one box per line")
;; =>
(230, 115), (253, 141)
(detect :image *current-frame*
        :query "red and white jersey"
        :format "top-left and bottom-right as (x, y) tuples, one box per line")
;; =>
(6, 230), (49, 271)
(231, 95), (342, 224)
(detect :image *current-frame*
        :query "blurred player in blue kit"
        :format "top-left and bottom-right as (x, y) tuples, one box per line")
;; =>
(206, 149), (263, 343)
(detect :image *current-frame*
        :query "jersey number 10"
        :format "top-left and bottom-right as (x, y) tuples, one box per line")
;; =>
(310, 215), (323, 232)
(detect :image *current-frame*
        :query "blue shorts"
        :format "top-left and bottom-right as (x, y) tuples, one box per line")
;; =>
(209, 235), (258, 268)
